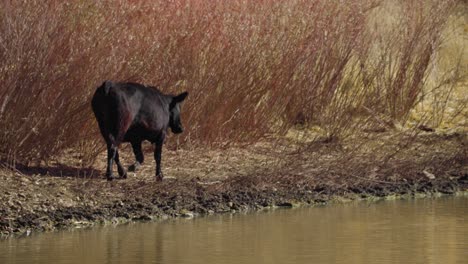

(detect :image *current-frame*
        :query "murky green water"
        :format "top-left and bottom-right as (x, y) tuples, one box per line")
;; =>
(1, 196), (467, 264)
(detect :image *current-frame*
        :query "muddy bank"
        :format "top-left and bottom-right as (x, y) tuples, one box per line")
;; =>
(1, 131), (467, 237)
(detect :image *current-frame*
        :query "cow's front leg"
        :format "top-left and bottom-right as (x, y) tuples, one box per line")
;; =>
(128, 141), (144, 172)
(154, 135), (165, 181)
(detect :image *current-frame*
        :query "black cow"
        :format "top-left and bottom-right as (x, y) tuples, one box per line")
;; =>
(91, 81), (188, 181)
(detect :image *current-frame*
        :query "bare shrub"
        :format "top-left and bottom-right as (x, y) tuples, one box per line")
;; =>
(0, 0), (461, 168)
(358, 0), (458, 125)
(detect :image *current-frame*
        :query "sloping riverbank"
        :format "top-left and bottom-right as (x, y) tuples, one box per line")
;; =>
(1, 131), (466, 237)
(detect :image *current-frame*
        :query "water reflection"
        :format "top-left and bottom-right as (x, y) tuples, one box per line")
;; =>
(1, 196), (467, 264)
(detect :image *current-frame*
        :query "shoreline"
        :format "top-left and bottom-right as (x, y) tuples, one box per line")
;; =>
(1, 174), (466, 238)
(1, 131), (466, 237)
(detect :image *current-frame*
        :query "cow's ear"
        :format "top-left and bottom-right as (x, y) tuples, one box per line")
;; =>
(173, 91), (188, 103)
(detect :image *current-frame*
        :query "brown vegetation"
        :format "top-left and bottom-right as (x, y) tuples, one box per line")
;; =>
(0, 0), (464, 168)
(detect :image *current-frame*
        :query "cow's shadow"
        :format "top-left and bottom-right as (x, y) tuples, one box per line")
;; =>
(13, 163), (102, 179)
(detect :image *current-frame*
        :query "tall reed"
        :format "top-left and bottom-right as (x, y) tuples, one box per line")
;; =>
(0, 0), (458, 167)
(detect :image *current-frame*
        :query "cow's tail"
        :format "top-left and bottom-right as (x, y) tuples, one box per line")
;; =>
(92, 80), (118, 142)
(94, 80), (114, 97)
(102, 80), (113, 95)
(92, 80), (114, 116)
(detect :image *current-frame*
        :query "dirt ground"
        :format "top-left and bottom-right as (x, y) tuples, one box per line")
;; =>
(0, 129), (467, 237)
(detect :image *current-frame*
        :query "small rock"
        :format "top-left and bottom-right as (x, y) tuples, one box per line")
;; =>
(418, 125), (434, 132)
(423, 170), (436, 180)
(277, 201), (300, 208)
(73, 221), (92, 227)
(227, 202), (234, 208)
(181, 212), (194, 218)
(132, 215), (153, 221)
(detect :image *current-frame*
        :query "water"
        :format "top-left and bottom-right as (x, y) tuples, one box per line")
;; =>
(1, 196), (467, 264)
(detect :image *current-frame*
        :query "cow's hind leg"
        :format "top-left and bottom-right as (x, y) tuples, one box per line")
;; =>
(106, 144), (127, 180)
(128, 141), (144, 172)
(106, 143), (117, 181)
(115, 149), (127, 179)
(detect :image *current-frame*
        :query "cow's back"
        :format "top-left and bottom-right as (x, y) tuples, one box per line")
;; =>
(92, 81), (170, 143)
(123, 83), (171, 141)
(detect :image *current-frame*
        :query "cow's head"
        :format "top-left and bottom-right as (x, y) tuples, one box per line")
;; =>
(169, 91), (188, 134)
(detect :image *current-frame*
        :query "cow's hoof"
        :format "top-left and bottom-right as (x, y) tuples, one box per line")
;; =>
(105, 172), (115, 181)
(156, 174), (163, 181)
(118, 168), (127, 179)
(128, 163), (140, 172)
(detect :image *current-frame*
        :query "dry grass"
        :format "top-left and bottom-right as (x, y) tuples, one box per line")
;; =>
(0, 0), (463, 168)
